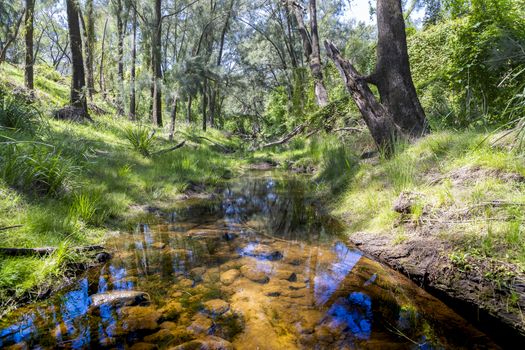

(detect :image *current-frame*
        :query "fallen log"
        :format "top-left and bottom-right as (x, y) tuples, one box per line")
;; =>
(0, 245), (105, 257)
(0, 225), (23, 232)
(259, 123), (306, 149)
(152, 140), (186, 155)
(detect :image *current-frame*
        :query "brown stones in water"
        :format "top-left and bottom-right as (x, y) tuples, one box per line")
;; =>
(129, 342), (157, 350)
(220, 269), (240, 285)
(89, 290), (149, 309)
(188, 313), (214, 334)
(143, 329), (175, 343)
(244, 245), (283, 261)
(171, 336), (233, 350)
(151, 242), (167, 249)
(240, 265), (269, 283)
(203, 299), (230, 316)
(118, 306), (161, 333)
(159, 301), (183, 320)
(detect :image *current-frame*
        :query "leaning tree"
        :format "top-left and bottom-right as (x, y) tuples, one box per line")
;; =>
(325, 0), (428, 152)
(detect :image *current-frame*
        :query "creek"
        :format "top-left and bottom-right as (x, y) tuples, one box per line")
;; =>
(0, 172), (500, 349)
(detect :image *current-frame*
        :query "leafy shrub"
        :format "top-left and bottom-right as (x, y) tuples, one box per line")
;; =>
(0, 96), (40, 134)
(0, 144), (74, 196)
(124, 125), (156, 157)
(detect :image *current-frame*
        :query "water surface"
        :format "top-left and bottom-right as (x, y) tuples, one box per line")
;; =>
(0, 173), (499, 349)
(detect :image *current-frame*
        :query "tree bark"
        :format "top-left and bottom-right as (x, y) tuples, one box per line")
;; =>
(374, 0), (427, 137)
(202, 83), (207, 131)
(169, 96), (178, 141)
(99, 18), (108, 99)
(66, 0), (89, 117)
(85, 0), (95, 98)
(24, 0), (35, 90)
(151, 0), (163, 126)
(116, 0), (125, 115)
(187, 96), (192, 123)
(288, 0), (329, 107)
(325, 41), (397, 153)
(129, 5), (137, 120)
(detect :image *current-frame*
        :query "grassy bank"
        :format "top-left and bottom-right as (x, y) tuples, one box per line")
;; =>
(0, 65), (244, 313)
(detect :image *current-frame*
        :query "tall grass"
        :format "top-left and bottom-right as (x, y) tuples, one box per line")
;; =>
(124, 125), (156, 157)
(0, 95), (40, 134)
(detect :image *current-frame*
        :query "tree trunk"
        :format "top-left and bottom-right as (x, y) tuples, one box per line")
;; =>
(169, 96), (178, 141)
(66, 0), (88, 117)
(129, 6), (137, 120)
(116, 0), (125, 115)
(288, 0), (329, 107)
(202, 86), (207, 131)
(99, 18), (108, 99)
(325, 41), (397, 153)
(187, 96), (192, 123)
(151, 0), (163, 126)
(85, 0), (95, 98)
(374, 0), (427, 137)
(24, 0), (35, 90)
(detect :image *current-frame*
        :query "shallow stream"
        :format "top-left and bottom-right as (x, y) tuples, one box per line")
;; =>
(0, 172), (500, 349)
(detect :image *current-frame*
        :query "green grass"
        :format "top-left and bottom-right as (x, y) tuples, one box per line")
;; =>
(0, 65), (245, 309)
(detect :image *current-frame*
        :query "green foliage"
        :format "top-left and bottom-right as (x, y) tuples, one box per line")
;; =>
(0, 95), (39, 134)
(0, 144), (74, 196)
(124, 125), (156, 157)
(69, 191), (107, 226)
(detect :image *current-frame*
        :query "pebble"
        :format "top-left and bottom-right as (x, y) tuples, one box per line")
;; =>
(240, 265), (269, 284)
(220, 269), (240, 285)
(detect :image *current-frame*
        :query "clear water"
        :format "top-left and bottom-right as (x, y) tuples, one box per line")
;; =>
(0, 173), (500, 349)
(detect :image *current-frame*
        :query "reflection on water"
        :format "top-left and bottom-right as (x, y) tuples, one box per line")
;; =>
(0, 173), (499, 349)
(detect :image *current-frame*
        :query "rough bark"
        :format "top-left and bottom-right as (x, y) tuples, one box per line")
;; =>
(169, 96), (178, 141)
(24, 0), (35, 90)
(151, 0), (163, 126)
(187, 96), (192, 123)
(325, 41), (398, 152)
(66, 0), (89, 117)
(288, 0), (329, 107)
(129, 6), (137, 120)
(99, 18), (108, 99)
(374, 0), (427, 137)
(85, 0), (95, 98)
(116, 0), (125, 115)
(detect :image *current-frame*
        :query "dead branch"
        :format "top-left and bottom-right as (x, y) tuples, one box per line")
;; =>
(0, 225), (23, 232)
(152, 141), (186, 155)
(259, 123), (306, 149)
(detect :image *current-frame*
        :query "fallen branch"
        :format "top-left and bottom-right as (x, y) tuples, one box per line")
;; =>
(332, 127), (364, 133)
(0, 225), (23, 232)
(152, 141), (186, 155)
(0, 245), (105, 257)
(259, 123), (306, 149)
(193, 136), (232, 153)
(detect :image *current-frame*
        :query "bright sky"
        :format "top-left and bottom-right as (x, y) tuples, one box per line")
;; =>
(346, 0), (425, 25)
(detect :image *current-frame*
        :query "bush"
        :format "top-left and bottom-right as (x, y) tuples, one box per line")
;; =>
(124, 125), (156, 157)
(0, 96), (40, 134)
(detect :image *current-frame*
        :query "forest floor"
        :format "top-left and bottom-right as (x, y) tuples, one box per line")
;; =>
(1, 64), (524, 339)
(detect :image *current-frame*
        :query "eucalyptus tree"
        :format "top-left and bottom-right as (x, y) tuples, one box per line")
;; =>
(24, 0), (35, 90)
(0, 3), (25, 63)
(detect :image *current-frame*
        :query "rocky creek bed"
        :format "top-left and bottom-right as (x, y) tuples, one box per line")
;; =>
(0, 173), (505, 349)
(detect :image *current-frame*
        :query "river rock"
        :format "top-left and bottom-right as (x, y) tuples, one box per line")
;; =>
(188, 313), (213, 334)
(245, 245), (283, 261)
(159, 301), (183, 320)
(119, 306), (161, 333)
(274, 270), (297, 282)
(89, 290), (149, 309)
(190, 267), (207, 282)
(220, 269), (240, 285)
(151, 242), (167, 249)
(240, 265), (269, 284)
(129, 343), (157, 350)
(203, 299), (230, 316)
(160, 321), (178, 330)
(143, 329), (175, 343)
(314, 325), (334, 343)
(171, 336), (233, 350)
(178, 278), (194, 288)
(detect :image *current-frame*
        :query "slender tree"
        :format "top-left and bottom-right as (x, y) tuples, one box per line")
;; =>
(66, 0), (88, 117)
(24, 0), (35, 90)
(84, 0), (95, 97)
(129, 4), (137, 120)
(151, 0), (163, 126)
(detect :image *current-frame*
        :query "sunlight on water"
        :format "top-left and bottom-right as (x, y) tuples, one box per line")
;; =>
(0, 173), (499, 349)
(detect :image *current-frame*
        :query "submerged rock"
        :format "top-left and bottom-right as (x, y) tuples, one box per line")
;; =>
(203, 299), (230, 316)
(188, 313), (214, 334)
(240, 265), (269, 284)
(160, 301), (183, 320)
(220, 269), (240, 285)
(119, 306), (161, 333)
(245, 245), (283, 261)
(89, 290), (149, 308)
(129, 343), (157, 350)
(171, 336), (233, 350)
(143, 329), (175, 343)
(151, 242), (167, 249)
